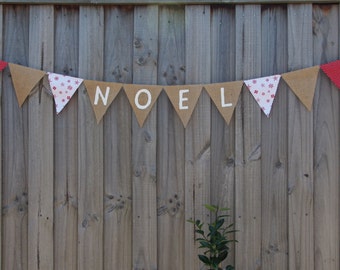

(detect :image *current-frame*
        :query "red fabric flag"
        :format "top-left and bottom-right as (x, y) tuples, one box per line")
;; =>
(0, 60), (7, 71)
(320, 60), (340, 90)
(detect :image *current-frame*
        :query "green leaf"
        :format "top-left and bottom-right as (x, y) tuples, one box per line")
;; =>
(217, 250), (228, 262)
(199, 240), (212, 249)
(215, 219), (224, 230)
(198, 254), (211, 265)
(205, 204), (218, 212)
(195, 229), (205, 235)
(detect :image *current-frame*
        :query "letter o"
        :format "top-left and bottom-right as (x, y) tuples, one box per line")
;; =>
(135, 89), (152, 110)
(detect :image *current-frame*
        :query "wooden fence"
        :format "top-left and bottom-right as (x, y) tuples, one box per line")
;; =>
(1, 2), (339, 270)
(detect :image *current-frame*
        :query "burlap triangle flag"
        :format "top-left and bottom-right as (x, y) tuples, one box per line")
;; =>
(204, 81), (243, 124)
(124, 84), (163, 127)
(164, 85), (203, 127)
(84, 80), (123, 123)
(281, 65), (319, 111)
(9, 63), (46, 107)
(320, 60), (340, 90)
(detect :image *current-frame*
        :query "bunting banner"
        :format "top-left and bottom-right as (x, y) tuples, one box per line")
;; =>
(204, 81), (243, 124)
(244, 75), (281, 117)
(124, 84), (163, 127)
(2, 60), (339, 126)
(8, 63), (46, 107)
(281, 66), (319, 111)
(0, 60), (7, 71)
(164, 84), (202, 127)
(320, 60), (340, 89)
(48, 72), (83, 114)
(84, 80), (123, 123)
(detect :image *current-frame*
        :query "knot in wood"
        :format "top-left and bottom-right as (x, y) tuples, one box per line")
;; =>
(133, 38), (142, 48)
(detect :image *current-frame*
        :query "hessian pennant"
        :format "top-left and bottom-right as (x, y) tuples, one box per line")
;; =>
(320, 60), (340, 90)
(164, 85), (203, 127)
(124, 84), (163, 127)
(48, 72), (83, 114)
(9, 63), (46, 107)
(244, 75), (281, 117)
(282, 65), (319, 111)
(204, 81), (243, 124)
(84, 80), (122, 123)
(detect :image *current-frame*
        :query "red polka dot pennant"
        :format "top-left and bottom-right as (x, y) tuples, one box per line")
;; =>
(244, 75), (281, 117)
(48, 72), (83, 114)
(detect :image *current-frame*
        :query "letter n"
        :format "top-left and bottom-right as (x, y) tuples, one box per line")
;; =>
(94, 86), (110, 106)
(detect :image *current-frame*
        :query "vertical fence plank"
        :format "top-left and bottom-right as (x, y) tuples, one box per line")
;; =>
(132, 5), (158, 270)
(2, 5), (29, 270)
(78, 6), (104, 270)
(54, 6), (79, 270)
(261, 5), (288, 270)
(235, 4), (262, 270)
(184, 5), (211, 270)
(312, 5), (339, 270)
(287, 4), (314, 270)
(157, 5), (185, 270)
(210, 5), (236, 269)
(27, 5), (54, 270)
(103, 6), (133, 270)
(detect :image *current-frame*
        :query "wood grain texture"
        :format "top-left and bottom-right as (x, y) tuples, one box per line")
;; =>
(287, 4), (314, 270)
(53, 6), (79, 270)
(261, 5), (288, 270)
(210, 5), (236, 268)
(0, 0), (338, 5)
(312, 4), (339, 270)
(0, 4), (339, 270)
(103, 6), (133, 270)
(2, 7), (29, 270)
(132, 5), (158, 270)
(157, 5), (185, 270)
(184, 5), (211, 270)
(234, 4), (262, 270)
(27, 5), (54, 270)
(78, 6), (104, 270)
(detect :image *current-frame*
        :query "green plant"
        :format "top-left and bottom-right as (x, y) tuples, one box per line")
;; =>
(187, 204), (237, 270)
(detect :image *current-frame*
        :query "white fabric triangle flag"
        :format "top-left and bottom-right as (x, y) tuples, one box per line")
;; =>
(244, 74), (281, 117)
(48, 72), (83, 114)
